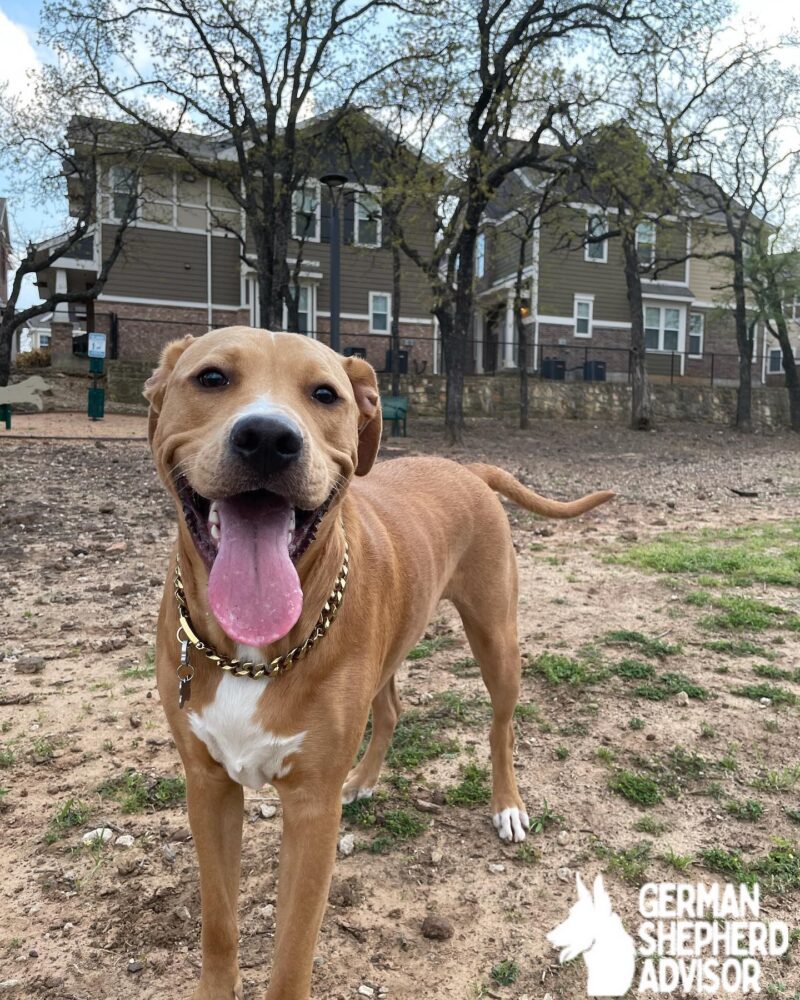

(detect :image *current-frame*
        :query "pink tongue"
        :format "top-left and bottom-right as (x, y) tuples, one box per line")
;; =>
(208, 493), (303, 647)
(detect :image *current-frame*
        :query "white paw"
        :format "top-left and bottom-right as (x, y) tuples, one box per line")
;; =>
(493, 807), (530, 843)
(342, 785), (375, 805)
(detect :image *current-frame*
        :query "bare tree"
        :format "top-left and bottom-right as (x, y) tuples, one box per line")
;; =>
(0, 98), (140, 386)
(41, 0), (429, 332)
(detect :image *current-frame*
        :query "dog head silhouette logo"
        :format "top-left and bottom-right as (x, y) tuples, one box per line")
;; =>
(547, 873), (636, 997)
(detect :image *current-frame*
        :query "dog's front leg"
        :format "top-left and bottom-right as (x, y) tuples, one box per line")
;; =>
(265, 782), (343, 1000)
(185, 765), (245, 1000)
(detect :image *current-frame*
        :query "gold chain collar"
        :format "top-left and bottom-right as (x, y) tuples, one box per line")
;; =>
(173, 538), (349, 705)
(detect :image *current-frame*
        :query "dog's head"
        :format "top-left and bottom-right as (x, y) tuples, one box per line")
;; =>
(144, 326), (381, 647)
(546, 873), (611, 963)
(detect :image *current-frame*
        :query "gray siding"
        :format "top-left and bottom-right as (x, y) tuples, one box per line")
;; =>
(211, 235), (241, 306)
(102, 224), (209, 302)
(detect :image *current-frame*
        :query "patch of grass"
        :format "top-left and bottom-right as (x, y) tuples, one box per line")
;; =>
(514, 843), (538, 865)
(634, 672), (708, 702)
(702, 841), (800, 895)
(46, 798), (91, 843)
(31, 738), (56, 761)
(703, 638), (775, 658)
(752, 764), (800, 793)
(731, 683), (798, 706)
(490, 959), (519, 987)
(603, 630), (681, 658)
(433, 691), (490, 723)
(370, 808), (426, 853)
(615, 522), (800, 589)
(662, 848), (694, 872)
(528, 651), (605, 686)
(98, 770), (186, 812)
(785, 808), (800, 824)
(342, 798), (379, 827)
(386, 714), (459, 771)
(596, 747), (615, 764)
(450, 656), (480, 677)
(628, 716), (645, 731)
(726, 798), (764, 822)
(634, 816), (668, 836)
(0, 747), (15, 769)
(609, 770), (663, 807)
(614, 658), (656, 680)
(554, 745), (569, 760)
(528, 801), (561, 834)
(445, 763), (491, 807)
(121, 646), (156, 680)
(407, 636), (457, 661)
(699, 722), (716, 739)
(700, 596), (800, 634)
(595, 840), (652, 882)
(514, 703), (541, 722)
(753, 663), (800, 682)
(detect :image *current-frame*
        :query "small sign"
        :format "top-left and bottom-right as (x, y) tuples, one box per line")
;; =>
(88, 332), (107, 359)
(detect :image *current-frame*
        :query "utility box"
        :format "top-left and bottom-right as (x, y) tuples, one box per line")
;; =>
(541, 357), (566, 380)
(583, 360), (607, 382)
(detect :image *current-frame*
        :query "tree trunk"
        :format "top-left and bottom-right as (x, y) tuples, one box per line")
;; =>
(513, 238), (529, 430)
(0, 309), (15, 388)
(436, 306), (465, 445)
(622, 233), (652, 430)
(732, 245), (752, 432)
(391, 240), (402, 397)
(767, 306), (800, 431)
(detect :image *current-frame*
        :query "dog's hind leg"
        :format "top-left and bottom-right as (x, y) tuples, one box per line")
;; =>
(452, 541), (529, 844)
(341, 675), (401, 804)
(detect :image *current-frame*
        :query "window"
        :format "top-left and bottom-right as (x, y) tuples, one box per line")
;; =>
(355, 190), (381, 247)
(369, 292), (390, 333)
(574, 295), (593, 338)
(585, 214), (608, 262)
(635, 220), (656, 266)
(282, 285), (313, 335)
(768, 348), (783, 374)
(39, 334), (51, 347)
(475, 232), (486, 278)
(645, 305), (681, 351)
(109, 166), (138, 222)
(688, 312), (704, 357)
(784, 297), (800, 322)
(292, 181), (320, 241)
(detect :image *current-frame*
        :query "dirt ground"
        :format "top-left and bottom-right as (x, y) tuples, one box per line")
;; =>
(1, 409), (800, 1000)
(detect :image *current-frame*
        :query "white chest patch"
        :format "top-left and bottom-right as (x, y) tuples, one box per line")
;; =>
(188, 672), (306, 790)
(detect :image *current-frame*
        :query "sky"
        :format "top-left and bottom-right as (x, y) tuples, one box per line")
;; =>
(0, 0), (797, 309)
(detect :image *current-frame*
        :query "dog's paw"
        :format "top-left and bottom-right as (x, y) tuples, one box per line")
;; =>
(493, 806), (530, 843)
(341, 783), (375, 805)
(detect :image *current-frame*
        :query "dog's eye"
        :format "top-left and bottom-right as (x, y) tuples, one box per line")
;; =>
(312, 385), (338, 405)
(197, 369), (229, 389)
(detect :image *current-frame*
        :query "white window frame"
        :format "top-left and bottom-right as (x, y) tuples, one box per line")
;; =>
(584, 214), (608, 263)
(644, 304), (683, 352)
(281, 283), (316, 337)
(354, 188), (382, 248)
(369, 291), (391, 334)
(475, 232), (486, 278)
(573, 294), (594, 339)
(292, 180), (321, 243)
(108, 165), (139, 223)
(768, 347), (784, 374)
(635, 220), (656, 266)
(688, 311), (704, 358)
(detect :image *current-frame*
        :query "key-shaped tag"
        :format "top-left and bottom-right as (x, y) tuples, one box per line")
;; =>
(177, 639), (193, 709)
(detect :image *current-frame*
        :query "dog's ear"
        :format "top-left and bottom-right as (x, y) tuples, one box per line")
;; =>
(143, 335), (194, 445)
(575, 872), (592, 904)
(342, 355), (382, 476)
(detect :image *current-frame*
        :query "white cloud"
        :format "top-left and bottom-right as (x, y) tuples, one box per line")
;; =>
(0, 10), (42, 95)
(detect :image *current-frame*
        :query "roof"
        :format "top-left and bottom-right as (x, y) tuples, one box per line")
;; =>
(641, 282), (695, 300)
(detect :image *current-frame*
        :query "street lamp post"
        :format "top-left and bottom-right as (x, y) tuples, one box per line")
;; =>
(320, 173), (347, 353)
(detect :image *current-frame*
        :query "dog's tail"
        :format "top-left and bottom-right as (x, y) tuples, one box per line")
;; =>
(466, 463), (614, 519)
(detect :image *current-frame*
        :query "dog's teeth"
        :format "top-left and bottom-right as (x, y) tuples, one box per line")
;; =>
(210, 523), (220, 542)
(208, 503), (220, 526)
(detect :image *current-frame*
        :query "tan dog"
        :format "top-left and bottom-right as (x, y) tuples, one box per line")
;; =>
(145, 326), (613, 1000)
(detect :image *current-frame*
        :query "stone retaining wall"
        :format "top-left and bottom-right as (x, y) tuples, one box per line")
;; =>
(377, 372), (792, 429)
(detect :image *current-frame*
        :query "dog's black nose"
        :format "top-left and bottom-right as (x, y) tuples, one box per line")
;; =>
(229, 413), (303, 474)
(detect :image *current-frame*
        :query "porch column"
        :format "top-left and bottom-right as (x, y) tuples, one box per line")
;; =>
(502, 290), (516, 368)
(475, 311), (484, 374)
(52, 269), (69, 322)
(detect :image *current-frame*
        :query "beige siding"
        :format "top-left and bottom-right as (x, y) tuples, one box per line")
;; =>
(102, 224), (209, 302)
(689, 224), (733, 303)
(656, 220), (688, 282)
(537, 208), (630, 322)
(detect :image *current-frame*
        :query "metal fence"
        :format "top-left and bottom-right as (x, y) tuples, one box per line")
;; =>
(79, 312), (768, 388)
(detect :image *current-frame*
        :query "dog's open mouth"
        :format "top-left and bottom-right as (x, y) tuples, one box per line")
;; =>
(176, 475), (336, 648)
